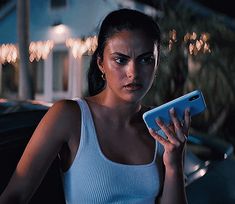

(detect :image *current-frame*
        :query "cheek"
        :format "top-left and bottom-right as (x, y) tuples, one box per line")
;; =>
(104, 61), (126, 81)
(111, 69), (126, 81)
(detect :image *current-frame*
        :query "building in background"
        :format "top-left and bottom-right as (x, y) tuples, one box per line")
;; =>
(0, 0), (158, 102)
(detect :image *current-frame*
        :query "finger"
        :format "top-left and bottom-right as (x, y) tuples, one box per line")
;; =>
(183, 108), (191, 136)
(168, 122), (174, 133)
(169, 108), (185, 142)
(148, 128), (169, 147)
(156, 118), (179, 145)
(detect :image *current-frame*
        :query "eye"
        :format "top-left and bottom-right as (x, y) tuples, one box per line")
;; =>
(114, 57), (128, 65)
(139, 56), (155, 65)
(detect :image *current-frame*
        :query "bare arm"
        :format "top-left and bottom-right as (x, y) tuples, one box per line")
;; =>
(0, 100), (80, 204)
(151, 108), (191, 204)
(159, 157), (187, 204)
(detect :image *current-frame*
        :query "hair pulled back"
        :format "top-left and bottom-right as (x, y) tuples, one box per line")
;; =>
(88, 8), (161, 96)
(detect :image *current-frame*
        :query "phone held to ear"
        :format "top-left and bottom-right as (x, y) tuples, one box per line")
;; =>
(143, 90), (207, 132)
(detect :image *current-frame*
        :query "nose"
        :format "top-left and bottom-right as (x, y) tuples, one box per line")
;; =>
(127, 60), (138, 79)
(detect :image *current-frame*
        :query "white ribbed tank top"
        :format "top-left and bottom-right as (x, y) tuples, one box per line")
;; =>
(62, 98), (163, 204)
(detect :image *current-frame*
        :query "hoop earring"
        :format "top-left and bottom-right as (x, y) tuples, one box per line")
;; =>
(101, 72), (106, 81)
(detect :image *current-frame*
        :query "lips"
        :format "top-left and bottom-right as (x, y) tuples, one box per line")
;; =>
(124, 83), (143, 91)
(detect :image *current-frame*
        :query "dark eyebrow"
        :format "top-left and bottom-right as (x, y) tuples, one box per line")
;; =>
(111, 52), (130, 58)
(111, 51), (153, 59)
(137, 52), (154, 59)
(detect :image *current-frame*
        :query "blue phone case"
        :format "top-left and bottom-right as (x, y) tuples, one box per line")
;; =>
(143, 90), (207, 132)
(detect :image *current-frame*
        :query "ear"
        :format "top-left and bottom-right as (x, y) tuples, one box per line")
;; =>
(97, 56), (104, 73)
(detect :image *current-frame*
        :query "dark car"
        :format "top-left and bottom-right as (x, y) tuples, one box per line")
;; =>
(0, 98), (52, 114)
(185, 135), (235, 204)
(0, 99), (65, 204)
(0, 99), (235, 204)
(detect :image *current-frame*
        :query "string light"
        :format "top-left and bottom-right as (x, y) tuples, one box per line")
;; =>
(85, 36), (98, 55)
(168, 30), (211, 55)
(66, 36), (97, 59)
(184, 32), (211, 55)
(1, 32), (210, 64)
(0, 36), (98, 64)
(0, 44), (18, 64)
(29, 40), (54, 62)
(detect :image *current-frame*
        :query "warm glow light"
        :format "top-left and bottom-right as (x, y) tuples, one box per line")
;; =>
(66, 36), (97, 59)
(183, 32), (211, 55)
(168, 30), (208, 53)
(0, 36), (97, 63)
(0, 44), (18, 64)
(29, 40), (54, 62)
(53, 24), (67, 35)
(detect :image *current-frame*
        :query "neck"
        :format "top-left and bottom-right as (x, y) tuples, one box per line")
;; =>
(85, 92), (144, 126)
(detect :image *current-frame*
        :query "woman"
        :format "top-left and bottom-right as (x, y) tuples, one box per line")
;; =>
(0, 9), (190, 204)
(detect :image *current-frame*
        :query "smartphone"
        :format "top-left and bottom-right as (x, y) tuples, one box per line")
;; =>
(143, 90), (207, 132)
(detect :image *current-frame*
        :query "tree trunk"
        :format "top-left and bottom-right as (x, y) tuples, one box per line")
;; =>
(17, 0), (34, 100)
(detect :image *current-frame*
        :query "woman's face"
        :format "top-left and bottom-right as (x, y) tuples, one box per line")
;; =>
(97, 29), (159, 103)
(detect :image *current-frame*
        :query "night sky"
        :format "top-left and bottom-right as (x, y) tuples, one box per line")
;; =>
(0, 0), (234, 19)
(195, 0), (235, 18)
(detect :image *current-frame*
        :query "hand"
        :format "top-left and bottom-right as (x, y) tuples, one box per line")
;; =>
(148, 108), (191, 171)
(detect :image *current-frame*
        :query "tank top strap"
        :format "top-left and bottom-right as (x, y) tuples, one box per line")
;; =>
(74, 98), (90, 124)
(73, 98), (94, 130)
(73, 98), (100, 149)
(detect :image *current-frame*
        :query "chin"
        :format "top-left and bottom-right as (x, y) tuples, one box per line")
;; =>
(122, 93), (145, 104)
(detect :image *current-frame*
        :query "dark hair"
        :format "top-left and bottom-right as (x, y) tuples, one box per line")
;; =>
(88, 8), (161, 96)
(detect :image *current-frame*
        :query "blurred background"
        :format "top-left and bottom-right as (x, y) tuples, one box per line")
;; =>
(0, 0), (235, 147)
(143, 0), (235, 148)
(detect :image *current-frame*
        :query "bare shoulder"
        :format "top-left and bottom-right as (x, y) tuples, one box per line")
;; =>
(47, 99), (81, 125)
(50, 99), (80, 111)
(38, 99), (82, 141)
(48, 99), (81, 119)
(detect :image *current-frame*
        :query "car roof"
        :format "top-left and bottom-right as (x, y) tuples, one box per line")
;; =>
(0, 98), (52, 114)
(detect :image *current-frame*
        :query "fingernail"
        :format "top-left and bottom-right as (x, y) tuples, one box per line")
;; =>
(186, 108), (190, 114)
(170, 107), (175, 114)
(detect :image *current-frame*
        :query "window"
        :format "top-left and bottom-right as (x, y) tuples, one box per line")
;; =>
(52, 50), (69, 92)
(31, 60), (44, 94)
(50, 0), (67, 9)
(1, 63), (18, 98)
